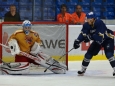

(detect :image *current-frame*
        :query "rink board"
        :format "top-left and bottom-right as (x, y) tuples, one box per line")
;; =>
(2, 55), (109, 62)
(1, 23), (67, 64)
(1, 25), (115, 61)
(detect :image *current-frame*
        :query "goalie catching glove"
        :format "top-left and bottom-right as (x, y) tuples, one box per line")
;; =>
(8, 39), (20, 55)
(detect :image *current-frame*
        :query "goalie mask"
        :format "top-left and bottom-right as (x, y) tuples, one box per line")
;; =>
(22, 20), (32, 35)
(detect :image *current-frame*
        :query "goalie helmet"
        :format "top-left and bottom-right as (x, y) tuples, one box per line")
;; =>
(22, 20), (32, 27)
(22, 20), (32, 35)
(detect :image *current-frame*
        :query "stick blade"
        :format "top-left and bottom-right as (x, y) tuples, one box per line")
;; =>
(2, 32), (9, 45)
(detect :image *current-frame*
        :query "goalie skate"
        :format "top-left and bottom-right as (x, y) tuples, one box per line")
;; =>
(46, 58), (67, 69)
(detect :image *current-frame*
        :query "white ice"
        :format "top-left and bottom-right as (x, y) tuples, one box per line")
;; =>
(0, 60), (115, 86)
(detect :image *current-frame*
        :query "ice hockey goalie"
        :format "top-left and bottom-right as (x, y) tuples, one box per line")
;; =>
(0, 20), (67, 75)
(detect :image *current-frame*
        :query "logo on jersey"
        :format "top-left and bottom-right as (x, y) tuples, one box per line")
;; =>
(88, 12), (94, 15)
(34, 33), (38, 37)
(25, 36), (33, 44)
(90, 29), (96, 33)
(107, 44), (110, 49)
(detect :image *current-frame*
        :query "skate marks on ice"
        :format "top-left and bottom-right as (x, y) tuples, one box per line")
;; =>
(0, 83), (26, 86)
(0, 69), (114, 86)
(0, 61), (115, 86)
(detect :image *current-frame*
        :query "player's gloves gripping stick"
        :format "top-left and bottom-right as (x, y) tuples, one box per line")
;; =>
(84, 35), (91, 43)
(73, 39), (80, 49)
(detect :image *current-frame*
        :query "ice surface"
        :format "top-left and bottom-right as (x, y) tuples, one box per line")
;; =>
(0, 61), (115, 86)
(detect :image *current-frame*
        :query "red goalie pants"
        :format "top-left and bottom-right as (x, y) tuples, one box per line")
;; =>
(15, 55), (39, 65)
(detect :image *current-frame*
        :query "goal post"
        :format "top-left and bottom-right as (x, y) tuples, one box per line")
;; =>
(0, 22), (69, 69)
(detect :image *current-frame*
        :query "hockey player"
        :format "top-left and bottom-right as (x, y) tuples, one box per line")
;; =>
(4, 20), (66, 74)
(73, 12), (115, 76)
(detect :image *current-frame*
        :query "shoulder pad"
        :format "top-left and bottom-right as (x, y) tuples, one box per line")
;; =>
(95, 19), (103, 24)
(14, 29), (23, 35)
(83, 22), (89, 26)
(83, 22), (90, 29)
(30, 30), (35, 33)
(30, 30), (39, 37)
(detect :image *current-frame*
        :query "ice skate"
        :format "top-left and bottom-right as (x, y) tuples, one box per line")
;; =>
(113, 71), (115, 76)
(78, 67), (86, 76)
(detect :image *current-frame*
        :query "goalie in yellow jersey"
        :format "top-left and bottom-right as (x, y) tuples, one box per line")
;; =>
(4, 20), (67, 74)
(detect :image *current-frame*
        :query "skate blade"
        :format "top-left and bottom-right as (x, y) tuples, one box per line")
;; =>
(78, 73), (84, 76)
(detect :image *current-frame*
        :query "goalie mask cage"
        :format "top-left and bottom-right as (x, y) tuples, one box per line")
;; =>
(0, 22), (68, 71)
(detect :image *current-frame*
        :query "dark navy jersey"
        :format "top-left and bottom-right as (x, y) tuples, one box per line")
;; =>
(77, 19), (114, 43)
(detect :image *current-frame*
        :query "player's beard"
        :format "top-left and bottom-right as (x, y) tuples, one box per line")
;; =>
(90, 21), (94, 26)
(88, 19), (94, 26)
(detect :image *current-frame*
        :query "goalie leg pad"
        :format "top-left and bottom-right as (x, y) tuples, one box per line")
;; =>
(38, 52), (67, 69)
(22, 45), (67, 74)
(50, 67), (66, 74)
(0, 63), (2, 75)
(40, 61), (66, 74)
(46, 58), (67, 69)
(33, 53), (66, 74)
(1, 62), (30, 75)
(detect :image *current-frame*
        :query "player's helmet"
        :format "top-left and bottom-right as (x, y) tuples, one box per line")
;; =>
(86, 12), (96, 19)
(22, 20), (32, 35)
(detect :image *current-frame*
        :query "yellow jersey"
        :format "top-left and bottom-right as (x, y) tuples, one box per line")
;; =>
(8, 29), (41, 53)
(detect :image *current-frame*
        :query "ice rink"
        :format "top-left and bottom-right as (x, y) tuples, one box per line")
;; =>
(0, 60), (115, 86)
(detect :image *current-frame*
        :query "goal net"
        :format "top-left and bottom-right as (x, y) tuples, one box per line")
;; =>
(0, 22), (68, 74)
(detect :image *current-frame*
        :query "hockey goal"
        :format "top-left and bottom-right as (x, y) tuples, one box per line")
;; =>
(0, 22), (68, 72)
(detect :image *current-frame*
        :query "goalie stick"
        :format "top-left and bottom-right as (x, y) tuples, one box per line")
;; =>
(44, 48), (74, 72)
(0, 43), (47, 68)
(0, 43), (42, 62)
(0, 43), (71, 72)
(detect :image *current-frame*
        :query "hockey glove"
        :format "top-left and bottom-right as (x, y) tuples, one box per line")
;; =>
(73, 39), (80, 49)
(92, 34), (103, 45)
(84, 35), (91, 43)
(8, 39), (20, 55)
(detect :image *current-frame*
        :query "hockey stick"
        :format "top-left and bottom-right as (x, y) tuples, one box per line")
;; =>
(44, 48), (74, 72)
(0, 43), (73, 72)
(0, 43), (41, 65)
